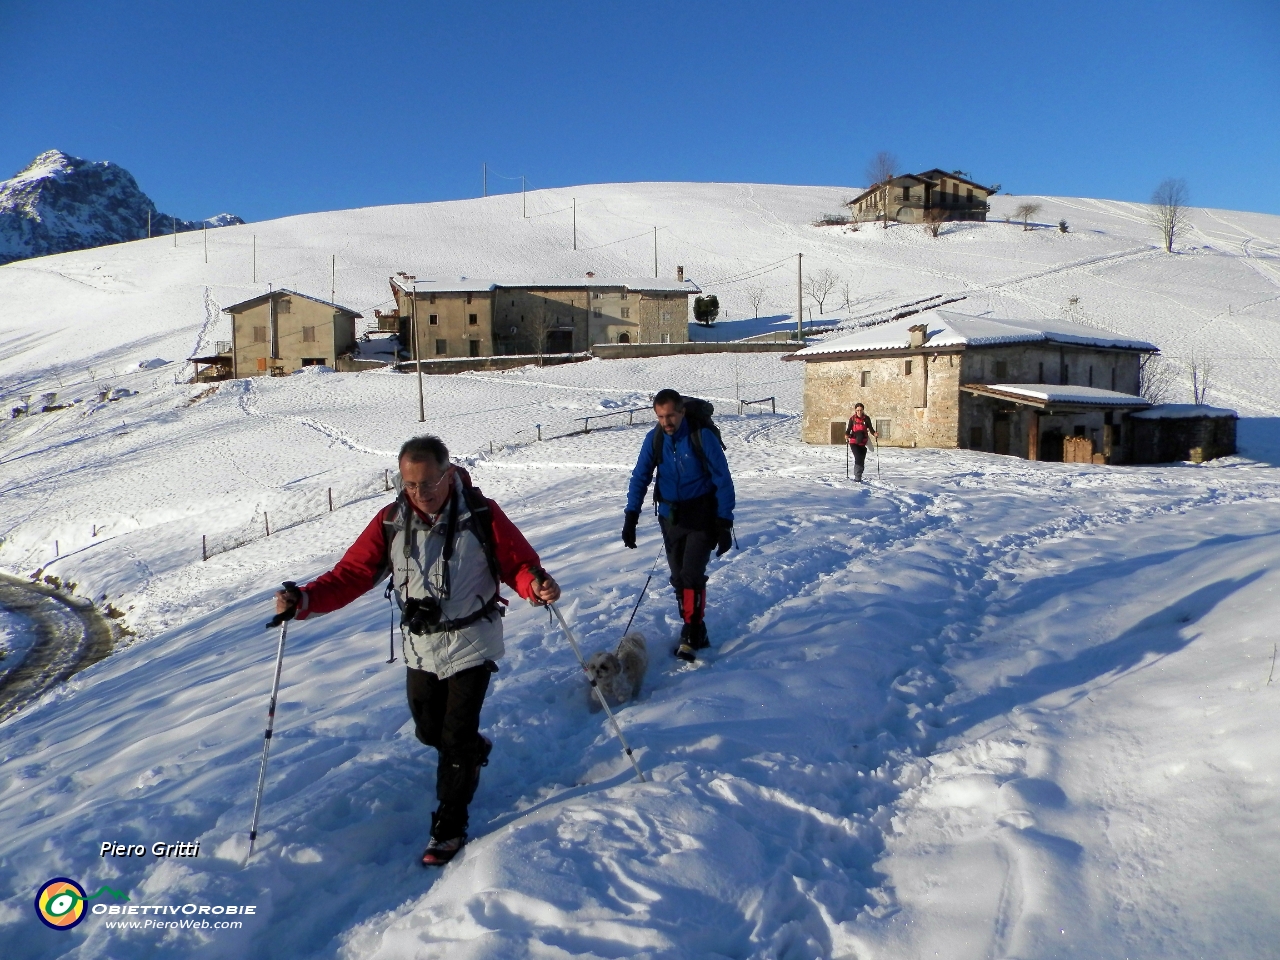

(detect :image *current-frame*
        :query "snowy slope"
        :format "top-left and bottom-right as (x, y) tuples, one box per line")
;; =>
(1, 181), (1278, 414)
(1, 184), (1279, 959)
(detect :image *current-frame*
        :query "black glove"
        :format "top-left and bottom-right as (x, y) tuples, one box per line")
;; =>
(715, 518), (733, 557)
(266, 581), (302, 629)
(621, 511), (639, 549)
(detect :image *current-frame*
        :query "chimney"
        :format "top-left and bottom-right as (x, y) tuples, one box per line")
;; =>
(676, 265), (684, 282)
(908, 323), (928, 348)
(585, 271), (595, 278)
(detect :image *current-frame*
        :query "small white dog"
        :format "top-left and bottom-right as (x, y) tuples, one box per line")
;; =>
(585, 632), (649, 710)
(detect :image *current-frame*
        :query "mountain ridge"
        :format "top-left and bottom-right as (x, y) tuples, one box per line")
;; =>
(0, 149), (243, 265)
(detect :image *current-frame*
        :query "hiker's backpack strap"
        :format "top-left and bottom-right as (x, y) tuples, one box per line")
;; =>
(462, 485), (502, 587)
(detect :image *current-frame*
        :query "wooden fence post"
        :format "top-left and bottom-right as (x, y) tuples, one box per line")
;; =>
(265, 513), (271, 537)
(328, 488), (334, 512)
(202, 535), (207, 562)
(537, 424), (542, 441)
(384, 469), (390, 491)
(55, 539), (59, 557)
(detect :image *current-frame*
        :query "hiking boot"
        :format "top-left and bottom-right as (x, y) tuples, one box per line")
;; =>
(675, 641), (697, 663)
(689, 620), (709, 650)
(421, 834), (466, 867)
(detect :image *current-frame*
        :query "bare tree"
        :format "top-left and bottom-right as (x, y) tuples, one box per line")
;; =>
(1149, 178), (1190, 253)
(1138, 354), (1177, 405)
(865, 151), (899, 229)
(922, 206), (948, 238)
(1014, 202), (1043, 231)
(745, 286), (766, 319)
(803, 268), (840, 316)
(1188, 353), (1213, 404)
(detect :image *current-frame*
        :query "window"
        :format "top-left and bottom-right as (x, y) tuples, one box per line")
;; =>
(621, 292), (628, 300)
(876, 419), (891, 441)
(253, 326), (267, 343)
(661, 333), (671, 343)
(904, 359), (913, 375)
(902, 187), (911, 201)
(593, 309), (602, 318)
(468, 313), (478, 325)
(966, 188), (974, 204)
(435, 339), (447, 355)
(511, 299), (515, 306)
(469, 340), (480, 357)
(256, 357), (268, 371)
(592, 292), (601, 299)
(860, 370), (870, 387)
(621, 307), (630, 319)
(429, 314), (438, 326)
(277, 299), (291, 314)
(995, 360), (1008, 378)
(618, 333), (630, 343)
(970, 426), (983, 449)
(301, 357), (327, 366)
(302, 326), (316, 343)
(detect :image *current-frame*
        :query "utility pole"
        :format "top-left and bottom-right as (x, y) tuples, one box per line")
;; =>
(173, 215), (177, 247)
(203, 223), (207, 263)
(483, 162), (487, 197)
(330, 254), (335, 305)
(147, 210), (151, 239)
(653, 226), (658, 278)
(252, 234), (257, 283)
(796, 253), (803, 343)
(522, 176), (527, 218)
(412, 281), (425, 422)
(572, 197), (577, 251)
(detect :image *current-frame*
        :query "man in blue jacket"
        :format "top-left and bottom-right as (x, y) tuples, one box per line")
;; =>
(623, 389), (736, 662)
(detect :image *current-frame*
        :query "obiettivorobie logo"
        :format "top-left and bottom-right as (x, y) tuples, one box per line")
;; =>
(34, 878), (129, 930)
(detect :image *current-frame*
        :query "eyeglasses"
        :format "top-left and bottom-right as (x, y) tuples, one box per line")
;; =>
(402, 472), (451, 494)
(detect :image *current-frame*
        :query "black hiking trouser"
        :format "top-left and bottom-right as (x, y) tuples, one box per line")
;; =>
(659, 513), (716, 593)
(850, 443), (868, 479)
(406, 662), (493, 840)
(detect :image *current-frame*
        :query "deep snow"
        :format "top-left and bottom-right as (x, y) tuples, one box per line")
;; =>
(1, 183), (1279, 959)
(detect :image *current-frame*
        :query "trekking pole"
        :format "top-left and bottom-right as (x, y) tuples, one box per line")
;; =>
(621, 550), (662, 637)
(548, 602), (647, 783)
(845, 441), (849, 479)
(246, 583), (297, 866)
(875, 439), (881, 481)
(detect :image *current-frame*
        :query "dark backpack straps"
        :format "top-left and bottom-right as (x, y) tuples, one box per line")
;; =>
(463, 485), (502, 586)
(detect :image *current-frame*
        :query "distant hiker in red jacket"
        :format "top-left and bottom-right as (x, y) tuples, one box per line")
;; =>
(273, 435), (560, 866)
(845, 403), (877, 482)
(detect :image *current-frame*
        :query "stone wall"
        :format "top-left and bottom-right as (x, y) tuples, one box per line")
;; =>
(593, 341), (797, 360)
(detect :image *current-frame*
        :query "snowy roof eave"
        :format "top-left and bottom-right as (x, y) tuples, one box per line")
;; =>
(961, 383), (1152, 409)
(221, 288), (363, 317)
(1130, 404), (1238, 420)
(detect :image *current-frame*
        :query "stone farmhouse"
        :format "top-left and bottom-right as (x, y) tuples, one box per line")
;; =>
(216, 289), (361, 379)
(789, 310), (1166, 464)
(388, 271), (699, 358)
(848, 169), (995, 225)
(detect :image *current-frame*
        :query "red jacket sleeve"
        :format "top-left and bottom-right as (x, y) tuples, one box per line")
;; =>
(298, 503), (396, 617)
(487, 498), (544, 601)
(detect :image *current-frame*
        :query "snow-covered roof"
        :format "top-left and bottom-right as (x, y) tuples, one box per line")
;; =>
(1130, 403), (1238, 419)
(791, 310), (1159, 360)
(390, 275), (699, 295)
(220, 288), (363, 316)
(962, 383), (1152, 408)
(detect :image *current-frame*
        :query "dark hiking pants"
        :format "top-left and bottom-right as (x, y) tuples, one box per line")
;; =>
(851, 443), (867, 479)
(406, 662), (492, 840)
(659, 514), (716, 593)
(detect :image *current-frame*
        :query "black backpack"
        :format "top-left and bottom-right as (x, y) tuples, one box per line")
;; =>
(651, 397), (725, 474)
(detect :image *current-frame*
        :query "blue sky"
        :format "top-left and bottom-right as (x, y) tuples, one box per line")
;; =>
(1, 0), (1277, 222)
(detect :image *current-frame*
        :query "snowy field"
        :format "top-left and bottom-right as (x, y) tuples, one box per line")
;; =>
(1, 184), (1279, 959)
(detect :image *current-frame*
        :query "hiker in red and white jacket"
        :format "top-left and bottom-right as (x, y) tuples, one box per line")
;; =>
(272, 435), (560, 866)
(845, 403), (877, 482)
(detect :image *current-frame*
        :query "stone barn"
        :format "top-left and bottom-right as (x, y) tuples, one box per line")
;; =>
(1129, 405), (1238, 463)
(788, 310), (1160, 464)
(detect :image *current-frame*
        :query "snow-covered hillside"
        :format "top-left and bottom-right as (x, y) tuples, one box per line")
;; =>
(1, 184), (1279, 959)
(2, 181), (1278, 414)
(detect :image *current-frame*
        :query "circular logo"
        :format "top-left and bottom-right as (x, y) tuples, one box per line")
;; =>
(35, 878), (87, 930)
